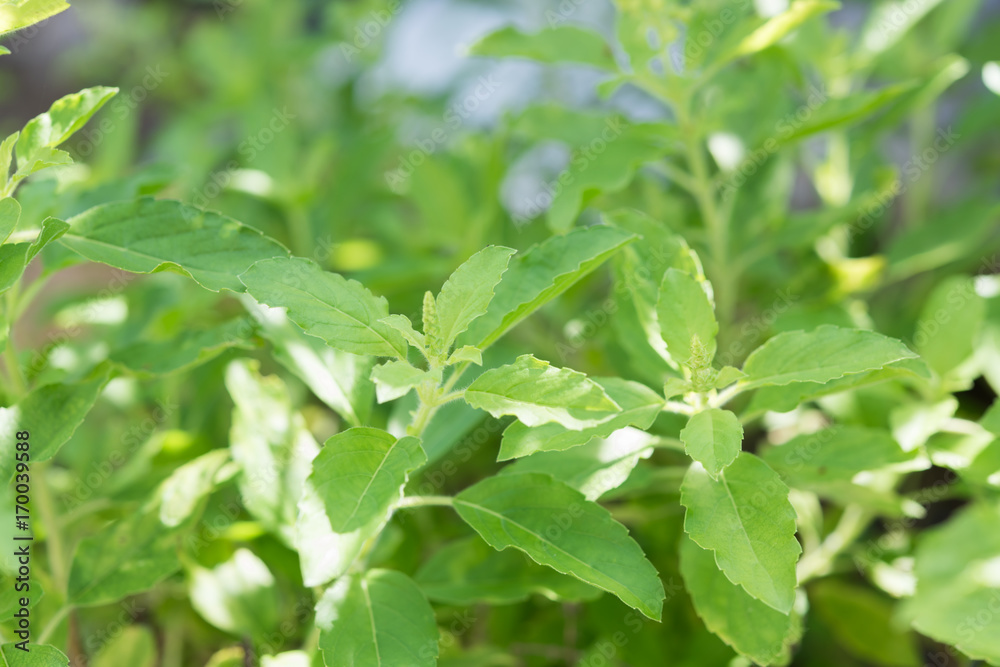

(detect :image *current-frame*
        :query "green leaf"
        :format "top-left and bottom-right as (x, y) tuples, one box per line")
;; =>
(546, 123), (678, 232)
(60, 198), (288, 293)
(68, 451), (228, 606)
(17, 87), (117, 165)
(435, 246), (515, 353)
(454, 472), (665, 619)
(656, 268), (718, 368)
(459, 226), (636, 349)
(240, 256), (407, 358)
(188, 549), (279, 640)
(446, 345), (482, 366)
(0, 197), (18, 244)
(317, 569), (439, 667)
(0, 0), (70, 36)
(246, 299), (374, 427)
(109, 319), (254, 377)
(498, 377), (662, 460)
(681, 453), (801, 613)
(464, 354), (620, 429)
(500, 429), (654, 500)
(810, 579), (920, 667)
(0, 369), (110, 482)
(681, 409), (743, 479)
(981, 399), (1000, 436)
(902, 502), (1000, 664)
(762, 426), (918, 486)
(0, 133), (17, 187)
(914, 276), (985, 377)
(721, 0), (839, 63)
(743, 358), (930, 418)
(295, 481), (374, 586)
(158, 450), (232, 528)
(90, 627), (156, 667)
(226, 360), (319, 545)
(858, 0), (946, 58)
(260, 654), (310, 667)
(680, 535), (799, 666)
(309, 427), (425, 532)
(0, 217), (70, 297)
(741, 325), (917, 390)
(380, 314), (426, 351)
(469, 26), (617, 71)
(0, 644), (69, 667)
(415, 536), (602, 605)
(371, 360), (436, 403)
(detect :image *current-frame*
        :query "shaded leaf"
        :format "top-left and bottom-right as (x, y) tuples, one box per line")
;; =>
(454, 472), (665, 619)
(317, 569), (439, 667)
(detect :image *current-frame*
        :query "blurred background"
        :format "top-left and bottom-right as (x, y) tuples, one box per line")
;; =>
(3, 1), (1000, 665)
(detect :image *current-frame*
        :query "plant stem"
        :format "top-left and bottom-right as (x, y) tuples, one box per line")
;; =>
(680, 114), (734, 336)
(797, 505), (872, 583)
(38, 605), (71, 644)
(34, 465), (69, 592)
(3, 289), (27, 398)
(396, 495), (454, 509)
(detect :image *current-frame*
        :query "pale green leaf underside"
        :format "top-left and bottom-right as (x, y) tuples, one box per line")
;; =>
(0, 197), (19, 244)
(317, 569), (438, 667)
(188, 549), (279, 639)
(464, 354), (621, 429)
(371, 360), (434, 403)
(0, 0), (69, 36)
(17, 86), (118, 164)
(0, 217), (69, 297)
(741, 325), (917, 390)
(498, 376), (663, 460)
(60, 198), (289, 293)
(681, 453), (801, 613)
(454, 472), (665, 620)
(309, 427), (425, 532)
(500, 430), (654, 500)
(903, 502), (1000, 664)
(240, 256), (407, 358)
(226, 359), (320, 546)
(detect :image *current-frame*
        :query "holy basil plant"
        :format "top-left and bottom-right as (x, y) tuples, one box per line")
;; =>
(2, 0), (999, 666)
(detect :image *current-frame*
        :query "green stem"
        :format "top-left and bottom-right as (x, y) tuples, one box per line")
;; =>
(797, 505), (872, 583)
(34, 466), (69, 592)
(38, 605), (71, 644)
(680, 113), (734, 335)
(396, 495), (454, 509)
(3, 289), (27, 398)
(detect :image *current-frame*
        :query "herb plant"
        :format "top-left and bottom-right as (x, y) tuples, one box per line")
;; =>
(1, 0), (999, 666)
